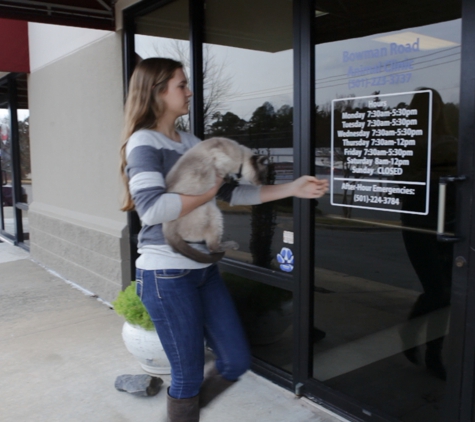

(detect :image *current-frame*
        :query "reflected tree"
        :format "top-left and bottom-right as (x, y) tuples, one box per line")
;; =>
(250, 156), (277, 268)
(207, 111), (248, 142)
(248, 101), (276, 149)
(151, 41), (235, 131)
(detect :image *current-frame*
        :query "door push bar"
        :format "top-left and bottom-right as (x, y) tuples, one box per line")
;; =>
(437, 175), (466, 242)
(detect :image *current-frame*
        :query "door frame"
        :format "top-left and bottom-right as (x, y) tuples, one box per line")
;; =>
(441, 0), (475, 420)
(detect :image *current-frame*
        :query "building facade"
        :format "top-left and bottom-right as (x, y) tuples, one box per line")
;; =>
(1, 0), (475, 421)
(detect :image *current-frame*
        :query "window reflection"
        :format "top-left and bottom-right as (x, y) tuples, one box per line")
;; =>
(18, 109), (30, 244)
(0, 76), (29, 244)
(134, 0), (190, 130)
(1, 106), (14, 237)
(222, 272), (294, 370)
(204, 0), (294, 272)
(204, 0), (295, 373)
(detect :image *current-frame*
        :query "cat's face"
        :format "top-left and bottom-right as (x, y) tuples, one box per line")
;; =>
(243, 155), (269, 185)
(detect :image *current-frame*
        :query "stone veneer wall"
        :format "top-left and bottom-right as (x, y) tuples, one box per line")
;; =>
(27, 29), (130, 303)
(29, 211), (130, 304)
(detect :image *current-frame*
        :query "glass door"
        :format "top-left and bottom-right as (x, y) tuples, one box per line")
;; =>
(309, 1), (465, 420)
(0, 80), (15, 239)
(0, 74), (30, 247)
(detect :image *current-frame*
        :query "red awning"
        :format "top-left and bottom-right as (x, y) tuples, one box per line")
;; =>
(0, 1), (114, 31)
(0, 18), (29, 73)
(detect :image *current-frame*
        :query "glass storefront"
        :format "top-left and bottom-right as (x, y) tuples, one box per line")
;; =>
(129, 0), (297, 372)
(124, 0), (475, 420)
(0, 74), (29, 247)
(134, 0), (190, 130)
(18, 105), (31, 246)
(0, 100), (15, 238)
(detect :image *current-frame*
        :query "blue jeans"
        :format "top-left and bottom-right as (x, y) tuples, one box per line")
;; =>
(135, 264), (251, 399)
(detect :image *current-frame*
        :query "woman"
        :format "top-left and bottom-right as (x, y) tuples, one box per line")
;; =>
(120, 57), (328, 421)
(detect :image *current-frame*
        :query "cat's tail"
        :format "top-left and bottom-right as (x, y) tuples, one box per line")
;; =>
(171, 236), (225, 263)
(163, 226), (225, 264)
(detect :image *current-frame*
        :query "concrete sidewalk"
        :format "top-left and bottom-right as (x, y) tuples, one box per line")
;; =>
(0, 241), (348, 422)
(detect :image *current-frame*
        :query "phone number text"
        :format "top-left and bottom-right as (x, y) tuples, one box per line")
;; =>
(348, 73), (412, 89)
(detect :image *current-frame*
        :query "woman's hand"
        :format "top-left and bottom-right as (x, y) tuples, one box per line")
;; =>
(259, 175), (329, 203)
(209, 175), (225, 196)
(290, 176), (329, 199)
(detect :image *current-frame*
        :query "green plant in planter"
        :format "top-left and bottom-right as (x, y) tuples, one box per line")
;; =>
(112, 282), (154, 331)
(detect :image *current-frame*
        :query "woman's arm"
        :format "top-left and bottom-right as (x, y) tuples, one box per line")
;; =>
(217, 175), (329, 207)
(259, 176), (328, 203)
(178, 176), (224, 217)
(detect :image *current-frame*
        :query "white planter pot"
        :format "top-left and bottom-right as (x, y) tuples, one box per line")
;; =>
(121, 321), (171, 375)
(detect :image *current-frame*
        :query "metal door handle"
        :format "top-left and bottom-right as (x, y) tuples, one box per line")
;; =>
(437, 175), (466, 242)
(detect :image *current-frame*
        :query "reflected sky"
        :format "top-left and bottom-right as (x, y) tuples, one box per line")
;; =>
(136, 19), (461, 119)
(316, 19), (461, 107)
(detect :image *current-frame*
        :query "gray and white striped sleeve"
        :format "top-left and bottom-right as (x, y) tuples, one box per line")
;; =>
(125, 133), (182, 226)
(230, 184), (262, 205)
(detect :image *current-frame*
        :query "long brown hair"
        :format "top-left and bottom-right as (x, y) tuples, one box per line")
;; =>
(120, 58), (183, 211)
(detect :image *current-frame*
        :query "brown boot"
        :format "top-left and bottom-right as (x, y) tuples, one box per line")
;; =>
(167, 389), (200, 422)
(199, 366), (236, 408)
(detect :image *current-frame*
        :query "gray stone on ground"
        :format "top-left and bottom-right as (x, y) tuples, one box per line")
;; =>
(114, 374), (163, 397)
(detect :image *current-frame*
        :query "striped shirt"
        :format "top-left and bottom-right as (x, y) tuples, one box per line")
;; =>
(125, 129), (262, 270)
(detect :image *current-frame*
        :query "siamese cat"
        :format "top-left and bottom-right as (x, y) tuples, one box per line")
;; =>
(163, 137), (268, 263)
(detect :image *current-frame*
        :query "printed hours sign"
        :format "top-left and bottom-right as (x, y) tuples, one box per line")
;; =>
(330, 90), (432, 215)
